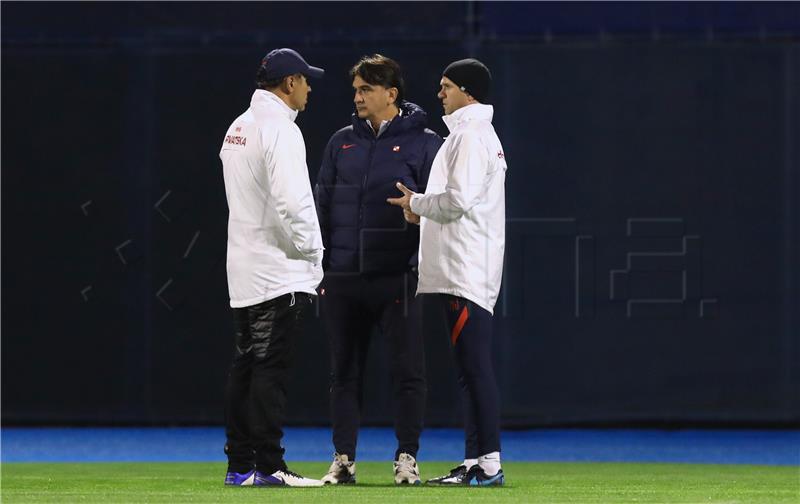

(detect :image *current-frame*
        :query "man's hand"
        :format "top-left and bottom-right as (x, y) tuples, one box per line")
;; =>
(403, 208), (420, 225)
(387, 182), (421, 225)
(387, 182), (414, 210)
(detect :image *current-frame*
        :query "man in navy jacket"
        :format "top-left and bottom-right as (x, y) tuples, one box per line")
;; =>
(315, 54), (443, 485)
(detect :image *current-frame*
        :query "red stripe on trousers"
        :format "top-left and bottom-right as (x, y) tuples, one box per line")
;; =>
(451, 306), (469, 346)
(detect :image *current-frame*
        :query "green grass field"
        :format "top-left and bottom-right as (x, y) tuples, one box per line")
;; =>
(2, 461), (798, 503)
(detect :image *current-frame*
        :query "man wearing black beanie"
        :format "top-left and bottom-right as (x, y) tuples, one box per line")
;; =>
(442, 58), (491, 106)
(388, 57), (507, 486)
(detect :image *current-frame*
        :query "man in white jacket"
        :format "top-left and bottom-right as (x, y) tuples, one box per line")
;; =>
(388, 58), (507, 486)
(219, 48), (325, 487)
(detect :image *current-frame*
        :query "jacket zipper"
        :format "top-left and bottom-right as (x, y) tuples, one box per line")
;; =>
(359, 137), (377, 226)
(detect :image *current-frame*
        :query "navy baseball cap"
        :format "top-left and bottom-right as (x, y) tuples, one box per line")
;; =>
(260, 48), (325, 80)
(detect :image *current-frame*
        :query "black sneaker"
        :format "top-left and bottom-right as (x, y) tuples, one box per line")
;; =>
(464, 465), (505, 486)
(426, 464), (468, 485)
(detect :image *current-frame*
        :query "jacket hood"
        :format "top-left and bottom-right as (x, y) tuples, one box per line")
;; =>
(442, 103), (493, 133)
(351, 101), (429, 138)
(251, 89), (299, 122)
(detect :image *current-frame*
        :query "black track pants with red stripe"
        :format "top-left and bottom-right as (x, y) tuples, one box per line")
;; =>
(440, 294), (501, 459)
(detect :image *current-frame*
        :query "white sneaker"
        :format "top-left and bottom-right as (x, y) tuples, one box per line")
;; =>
(257, 469), (324, 487)
(321, 452), (356, 484)
(393, 453), (421, 485)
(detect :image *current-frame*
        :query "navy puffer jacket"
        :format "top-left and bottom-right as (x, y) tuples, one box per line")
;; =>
(316, 101), (443, 274)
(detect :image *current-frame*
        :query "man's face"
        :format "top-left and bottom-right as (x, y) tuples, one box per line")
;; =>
(289, 74), (311, 111)
(437, 76), (470, 115)
(352, 75), (394, 122)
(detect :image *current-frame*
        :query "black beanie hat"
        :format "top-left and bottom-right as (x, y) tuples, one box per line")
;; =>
(442, 58), (491, 103)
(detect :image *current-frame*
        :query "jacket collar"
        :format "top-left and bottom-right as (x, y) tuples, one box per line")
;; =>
(251, 89), (298, 122)
(352, 101), (428, 139)
(366, 109), (401, 138)
(442, 103), (493, 133)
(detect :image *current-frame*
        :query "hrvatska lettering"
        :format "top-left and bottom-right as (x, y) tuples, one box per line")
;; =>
(224, 135), (247, 146)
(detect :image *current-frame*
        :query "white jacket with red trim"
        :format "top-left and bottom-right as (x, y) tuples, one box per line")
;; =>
(220, 90), (323, 308)
(410, 103), (507, 314)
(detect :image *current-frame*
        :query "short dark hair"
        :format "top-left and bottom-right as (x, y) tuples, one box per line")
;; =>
(349, 54), (405, 104)
(255, 67), (303, 90)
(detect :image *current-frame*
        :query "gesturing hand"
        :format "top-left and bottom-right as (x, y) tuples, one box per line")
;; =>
(387, 182), (421, 225)
(386, 182), (414, 210)
(403, 208), (420, 225)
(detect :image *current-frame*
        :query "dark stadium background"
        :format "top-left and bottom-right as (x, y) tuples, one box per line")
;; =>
(2, 2), (798, 428)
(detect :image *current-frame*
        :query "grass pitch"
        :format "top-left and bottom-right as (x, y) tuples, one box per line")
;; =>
(2, 461), (798, 503)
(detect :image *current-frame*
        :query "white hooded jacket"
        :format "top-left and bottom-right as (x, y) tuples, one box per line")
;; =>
(410, 103), (507, 314)
(220, 90), (323, 308)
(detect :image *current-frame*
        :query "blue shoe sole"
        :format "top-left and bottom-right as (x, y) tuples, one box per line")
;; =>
(469, 473), (505, 486)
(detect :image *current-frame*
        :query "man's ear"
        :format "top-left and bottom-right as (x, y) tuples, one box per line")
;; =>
(387, 87), (398, 105)
(281, 75), (294, 94)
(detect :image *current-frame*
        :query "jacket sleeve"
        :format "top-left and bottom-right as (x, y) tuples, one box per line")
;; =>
(315, 135), (338, 269)
(410, 130), (487, 224)
(265, 124), (324, 265)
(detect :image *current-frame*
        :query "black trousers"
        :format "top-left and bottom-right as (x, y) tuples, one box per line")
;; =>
(439, 294), (501, 459)
(224, 292), (312, 474)
(321, 272), (426, 460)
